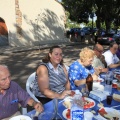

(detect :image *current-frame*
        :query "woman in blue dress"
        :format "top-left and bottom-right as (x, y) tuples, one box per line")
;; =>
(68, 47), (98, 95)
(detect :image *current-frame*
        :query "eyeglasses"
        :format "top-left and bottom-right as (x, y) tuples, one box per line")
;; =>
(113, 47), (118, 50)
(96, 49), (104, 53)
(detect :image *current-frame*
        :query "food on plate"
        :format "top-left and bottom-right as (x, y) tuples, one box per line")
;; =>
(98, 108), (120, 120)
(98, 108), (107, 116)
(113, 93), (120, 102)
(70, 91), (75, 97)
(83, 98), (94, 109)
(63, 99), (72, 109)
(66, 109), (71, 119)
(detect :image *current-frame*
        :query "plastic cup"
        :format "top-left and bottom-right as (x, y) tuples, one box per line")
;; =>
(112, 80), (117, 88)
(106, 95), (112, 105)
(117, 82), (120, 91)
(84, 112), (93, 120)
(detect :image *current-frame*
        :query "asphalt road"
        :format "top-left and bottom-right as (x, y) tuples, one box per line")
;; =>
(0, 44), (108, 89)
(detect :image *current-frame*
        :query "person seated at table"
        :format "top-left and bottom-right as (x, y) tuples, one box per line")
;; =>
(92, 43), (108, 74)
(31, 45), (71, 104)
(103, 42), (120, 70)
(0, 65), (43, 120)
(116, 44), (120, 59)
(68, 47), (98, 94)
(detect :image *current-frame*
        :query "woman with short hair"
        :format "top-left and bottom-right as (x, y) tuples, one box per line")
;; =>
(68, 47), (98, 94)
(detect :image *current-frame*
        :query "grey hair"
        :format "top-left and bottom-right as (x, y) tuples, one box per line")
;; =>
(0, 64), (9, 71)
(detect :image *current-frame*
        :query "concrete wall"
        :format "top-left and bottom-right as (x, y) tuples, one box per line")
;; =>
(0, 0), (17, 46)
(0, 0), (68, 47)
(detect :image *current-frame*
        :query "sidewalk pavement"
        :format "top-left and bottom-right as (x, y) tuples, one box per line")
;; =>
(0, 41), (89, 54)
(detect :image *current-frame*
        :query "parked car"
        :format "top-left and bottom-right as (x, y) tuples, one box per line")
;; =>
(97, 33), (115, 45)
(66, 28), (81, 38)
(82, 27), (92, 35)
(97, 33), (120, 45)
(113, 34), (120, 44)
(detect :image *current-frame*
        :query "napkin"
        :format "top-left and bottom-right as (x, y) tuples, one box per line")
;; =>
(89, 90), (107, 102)
(93, 83), (104, 91)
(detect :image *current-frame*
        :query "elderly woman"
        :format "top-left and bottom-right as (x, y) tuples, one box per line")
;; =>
(31, 46), (71, 104)
(68, 47), (98, 94)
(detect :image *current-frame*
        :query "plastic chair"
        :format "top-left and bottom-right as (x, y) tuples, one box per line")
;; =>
(26, 72), (39, 102)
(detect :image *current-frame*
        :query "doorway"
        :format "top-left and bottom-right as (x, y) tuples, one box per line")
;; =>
(0, 17), (9, 46)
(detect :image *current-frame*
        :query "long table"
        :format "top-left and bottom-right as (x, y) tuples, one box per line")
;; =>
(27, 88), (120, 120)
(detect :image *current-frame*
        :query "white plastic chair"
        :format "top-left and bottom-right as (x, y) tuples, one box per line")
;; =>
(26, 72), (39, 102)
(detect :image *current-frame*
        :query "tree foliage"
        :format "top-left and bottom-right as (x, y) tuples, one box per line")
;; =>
(62, 0), (120, 31)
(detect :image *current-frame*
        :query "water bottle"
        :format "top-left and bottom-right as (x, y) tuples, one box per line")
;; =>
(104, 71), (113, 95)
(71, 90), (84, 120)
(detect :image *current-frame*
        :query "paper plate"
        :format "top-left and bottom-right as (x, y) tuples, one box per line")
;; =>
(84, 97), (95, 109)
(62, 109), (70, 120)
(99, 107), (120, 120)
(9, 115), (32, 120)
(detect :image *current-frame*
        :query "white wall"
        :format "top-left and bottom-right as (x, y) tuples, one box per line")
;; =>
(0, 0), (17, 46)
(0, 0), (68, 46)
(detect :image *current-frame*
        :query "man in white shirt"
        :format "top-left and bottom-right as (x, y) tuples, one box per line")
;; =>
(103, 42), (120, 69)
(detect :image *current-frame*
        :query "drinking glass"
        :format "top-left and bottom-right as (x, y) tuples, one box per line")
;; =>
(106, 95), (113, 105)
(117, 82), (120, 91)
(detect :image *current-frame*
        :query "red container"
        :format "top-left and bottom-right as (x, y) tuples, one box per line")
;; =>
(112, 80), (117, 88)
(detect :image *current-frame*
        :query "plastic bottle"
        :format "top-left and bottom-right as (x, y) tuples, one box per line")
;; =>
(71, 90), (84, 120)
(104, 71), (113, 95)
(104, 80), (112, 95)
(86, 74), (93, 92)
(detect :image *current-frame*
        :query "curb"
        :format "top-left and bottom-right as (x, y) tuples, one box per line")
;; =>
(0, 41), (91, 55)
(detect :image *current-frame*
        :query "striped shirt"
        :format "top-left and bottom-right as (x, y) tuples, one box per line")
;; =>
(0, 81), (30, 119)
(31, 62), (67, 97)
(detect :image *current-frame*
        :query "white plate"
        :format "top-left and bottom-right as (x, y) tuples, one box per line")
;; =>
(62, 109), (70, 120)
(99, 107), (120, 120)
(9, 115), (32, 120)
(84, 97), (95, 109)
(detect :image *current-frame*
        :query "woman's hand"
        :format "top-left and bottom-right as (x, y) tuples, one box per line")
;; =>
(94, 67), (103, 75)
(59, 90), (71, 99)
(92, 73), (98, 80)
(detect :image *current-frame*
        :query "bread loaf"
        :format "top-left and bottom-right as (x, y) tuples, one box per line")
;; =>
(113, 93), (120, 102)
(63, 100), (71, 109)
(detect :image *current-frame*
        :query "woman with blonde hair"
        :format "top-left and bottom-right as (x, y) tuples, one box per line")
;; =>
(68, 47), (98, 94)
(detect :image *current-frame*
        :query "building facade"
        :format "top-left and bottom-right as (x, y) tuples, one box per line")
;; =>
(0, 0), (67, 47)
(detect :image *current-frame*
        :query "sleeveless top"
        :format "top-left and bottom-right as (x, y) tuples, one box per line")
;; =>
(31, 62), (67, 97)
